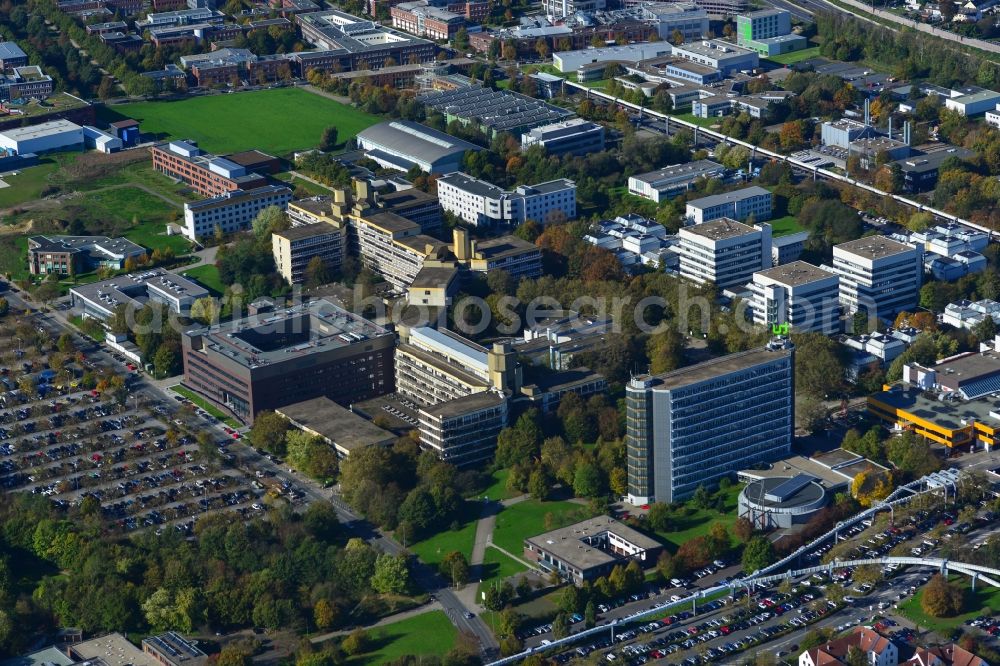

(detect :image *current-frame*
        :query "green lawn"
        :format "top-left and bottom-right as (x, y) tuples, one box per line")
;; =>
(408, 500), (481, 571)
(769, 215), (805, 237)
(477, 546), (529, 599)
(897, 578), (1000, 635)
(182, 264), (224, 296)
(349, 610), (457, 664)
(0, 157), (63, 208)
(99, 88), (380, 156)
(0, 236), (29, 280)
(649, 484), (743, 552)
(476, 469), (519, 501)
(491, 499), (594, 556)
(274, 172), (335, 196)
(170, 384), (241, 428)
(765, 46), (821, 66)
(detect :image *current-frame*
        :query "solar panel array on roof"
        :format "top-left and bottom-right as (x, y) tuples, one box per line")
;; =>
(419, 84), (573, 133)
(764, 473), (816, 502)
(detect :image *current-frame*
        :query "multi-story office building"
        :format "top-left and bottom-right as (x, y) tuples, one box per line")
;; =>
(182, 185), (292, 240)
(642, 2), (709, 41)
(520, 119), (605, 156)
(735, 9), (806, 55)
(832, 236), (922, 319)
(626, 341), (794, 505)
(747, 261), (840, 334)
(181, 299), (395, 423)
(296, 9), (435, 70)
(28, 235), (146, 276)
(272, 223), (346, 284)
(452, 227), (542, 279)
(350, 210), (451, 289)
(684, 185), (772, 225)
(390, 1), (465, 40)
(627, 160), (725, 203)
(542, 0), (605, 19)
(136, 7), (223, 28)
(418, 392), (509, 466)
(677, 218), (772, 288)
(397, 325), (521, 465)
(0, 66), (55, 102)
(437, 172), (576, 227)
(150, 141), (269, 197)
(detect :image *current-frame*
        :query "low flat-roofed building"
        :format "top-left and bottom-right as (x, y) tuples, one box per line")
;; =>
(71, 269), (209, 320)
(70, 634), (160, 666)
(945, 88), (1000, 116)
(28, 234), (146, 276)
(437, 171), (576, 227)
(356, 120), (482, 175)
(276, 396), (396, 457)
(520, 118), (605, 156)
(0, 42), (29, 70)
(0, 119), (84, 155)
(671, 39), (758, 76)
(418, 82), (575, 138)
(460, 232), (543, 279)
(553, 42), (673, 73)
(627, 159), (725, 203)
(893, 146), (975, 193)
(519, 367), (608, 413)
(523, 516), (664, 585)
(296, 9), (435, 70)
(0, 647), (77, 666)
(772, 230), (809, 266)
(685, 185), (772, 224)
(868, 380), (1000, 450)
(142, 633), (207, 666)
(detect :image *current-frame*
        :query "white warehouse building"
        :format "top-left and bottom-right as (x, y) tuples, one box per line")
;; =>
(671, 40), (759, 76)
(0, 119), (84, 155)
(436, 172), (576, 227)
(355, 120), (481, 175)
(553, 43), (673, 73)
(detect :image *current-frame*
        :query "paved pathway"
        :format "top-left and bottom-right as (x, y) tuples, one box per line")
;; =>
(309, 600), (443, 644)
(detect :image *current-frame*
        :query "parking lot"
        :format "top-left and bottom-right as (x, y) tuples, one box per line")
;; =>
(0, 310), (314, 535)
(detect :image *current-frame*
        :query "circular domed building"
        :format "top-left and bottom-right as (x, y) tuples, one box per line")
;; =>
(738, 474), (828, 530)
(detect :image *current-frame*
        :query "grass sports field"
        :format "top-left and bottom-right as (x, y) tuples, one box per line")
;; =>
(98, 88), (380, 156)
(347, 610), (457, 664)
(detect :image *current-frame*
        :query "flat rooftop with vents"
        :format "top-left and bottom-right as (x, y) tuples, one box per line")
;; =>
(276, 396), (396, 457)
(523, 515), (664, 584)
(754, 260), (834, 287)
(682, 217), (758, 241)
(186, 299), (391, 371)
(835, 236), (914, 260)
(70, 269), (209, 320)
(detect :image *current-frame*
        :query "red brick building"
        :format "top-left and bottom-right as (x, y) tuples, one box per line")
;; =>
(150, 142), (269, 197)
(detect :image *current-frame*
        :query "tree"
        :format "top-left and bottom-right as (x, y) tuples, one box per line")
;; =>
(453, 26), (469, 51)
(647, 503), (671, 532)
(584, 600), (596, 628)
(314, 598), (338, 630)
(573, 462), (602, 498)
(304, 255), (331, 287)
(216, 644), (253, 666)
(734, 517), (754, 543)
(249, 411), (290, 456)
(656, 551), (677, 581)
(342, 629), (370, 656)
(251, 205), (289, 240)
(972, 316), (997, 343)
(190, 296), (219, 326)
(921, 574), (964, 617)
(371, 553), (410, 594)
(528, 466), (551, 501)
(845, 646), (867, 666)
(908, 211), (934, 232)
(319, 126), (339, 151)
(741, 536), (774, 573)
(153, 341), (181, 378)
(793, 333), (846, 399)
(552, 612), (570, 639)
(671, 28), (684, 45)
(440, 551), (470, 587)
